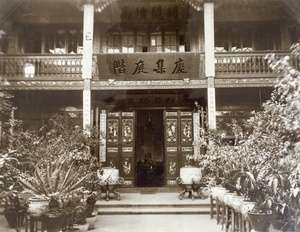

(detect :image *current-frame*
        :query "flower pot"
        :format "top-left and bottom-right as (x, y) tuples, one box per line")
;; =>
(99, 167), (120, 185)
(86, 215), (97, 230)
(28, 197), (50, 217)
(240, 201), (256, 216)
(216, 188), (228, 203)
(247, 212), (272, 232)
(271, 215), (299, 231)
(4, 207), (27, 228)
(223, 192), (237, 205)
(66, 223), (89, 232)
(86, 210), (97, 230)
(42, 209), (66, 232)
(179, 167), (202, 185)
(231, 196), (245, 212)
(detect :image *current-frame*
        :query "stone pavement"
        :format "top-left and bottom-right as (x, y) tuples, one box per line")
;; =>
(0, 191), (224, 232)
(0, 214), (224, 232)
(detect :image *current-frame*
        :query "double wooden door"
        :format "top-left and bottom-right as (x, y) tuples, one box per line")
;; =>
(99, 109), (203, 187)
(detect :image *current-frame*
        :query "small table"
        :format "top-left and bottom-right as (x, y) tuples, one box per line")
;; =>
(100, 178), (124, 201)
(25, 214), (45, 232)
(176, 177), (205, 200)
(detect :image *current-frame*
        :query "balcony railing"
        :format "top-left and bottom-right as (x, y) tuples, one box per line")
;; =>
(215, 51), (299, 78)
(0, 54), (93, 80)
(0, 52), (298, 82)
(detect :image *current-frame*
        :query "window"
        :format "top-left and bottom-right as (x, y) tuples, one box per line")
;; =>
(215, 28), (229, 52)
(136, 33), (149, 53)
(68, 29), (83, 54)
(44, 28), (83, 54)
(23, 27), (42, 53)
(107, 34), (120, 53)
(121, 33), (134, 53)
(150, 33), (162, 52)
(164, 32), (176, 52)
(179, 34), (190, 52)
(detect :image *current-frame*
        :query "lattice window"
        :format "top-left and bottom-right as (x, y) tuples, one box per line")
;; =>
(150, 33), (162, 52)
(121, 33), (134, 53)
(164, 32), (177, 52)
(107, 33), (121, 53)
(136, 33), (149, 53)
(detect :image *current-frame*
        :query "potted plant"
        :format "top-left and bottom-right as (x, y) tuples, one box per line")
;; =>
(62, 194), (89, 232)
(0, 151), (28, 231)
(84, 191), (99, 230)
(18, 159), (92, 232)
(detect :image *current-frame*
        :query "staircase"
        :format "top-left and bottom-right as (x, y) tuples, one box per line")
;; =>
(95, 188), (212, 215)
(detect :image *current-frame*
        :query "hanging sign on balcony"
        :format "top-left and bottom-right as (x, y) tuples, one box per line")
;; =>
(97, 53), (203, 81)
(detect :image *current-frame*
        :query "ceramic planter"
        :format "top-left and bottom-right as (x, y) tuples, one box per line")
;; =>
(240, 201), (256, 216)
(216, 188), (229, 203)
(99, 167), (121, 185)
(28, 197), (50, 217)
(179, 167), (202, 185)
(176, 167), (203, 200)
(86, 215), (97, 230)
(4, 207), (27, 228)
(41, 209), (66, 232)
(230, 196), (245, 213)
(99, 167), (124, 201)
(71, 223), (89, 232)
(247, 212), (272, 232)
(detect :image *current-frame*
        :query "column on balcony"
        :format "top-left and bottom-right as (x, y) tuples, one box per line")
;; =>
(204, 2), (216, 130)
(82, 3), (94, 130)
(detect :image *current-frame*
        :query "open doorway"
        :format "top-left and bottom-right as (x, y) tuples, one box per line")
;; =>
(136, 110), (164, 187)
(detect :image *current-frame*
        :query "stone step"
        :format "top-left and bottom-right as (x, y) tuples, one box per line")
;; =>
(97, 206), (211, 215)
(94, 192), (213, 215)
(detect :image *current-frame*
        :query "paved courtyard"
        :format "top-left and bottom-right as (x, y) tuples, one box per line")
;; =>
(0, 214), (224, 232)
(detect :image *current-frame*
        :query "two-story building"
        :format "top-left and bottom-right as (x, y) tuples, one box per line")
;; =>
(0, 0), (299, 188)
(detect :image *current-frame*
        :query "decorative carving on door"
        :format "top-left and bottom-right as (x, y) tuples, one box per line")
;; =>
(168, 157), (177, 175)
(123, 157), (132, 175)
(181, 118), (193, 144)
(122, 119), (133, 144)
(166, 119), (177, 144)
(107, 119), (118, 144)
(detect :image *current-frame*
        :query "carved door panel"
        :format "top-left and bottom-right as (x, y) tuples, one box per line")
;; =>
(103, 111), (135, 187)
(164, 110), (195, 187)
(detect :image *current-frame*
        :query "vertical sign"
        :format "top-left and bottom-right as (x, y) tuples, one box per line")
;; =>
(207, 77), (216, 129)
(99, 110), (107, 162)
(193, 112), (200, 156)
(83, 88), (91, 130)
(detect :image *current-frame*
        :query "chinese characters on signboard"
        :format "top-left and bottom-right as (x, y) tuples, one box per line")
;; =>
(97, 53), (202, 80)
(113, 58), (187, 75)
(119, 5), (188, 21)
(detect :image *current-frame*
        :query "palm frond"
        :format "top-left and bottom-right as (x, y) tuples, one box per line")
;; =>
(61, 173), (91, 194)
(61, 162), (74, 189)
(18, 177), (40, 195)
(34, 165), (48, 195)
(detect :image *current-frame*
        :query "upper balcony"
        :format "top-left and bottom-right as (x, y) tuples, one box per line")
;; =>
(0, 51), (298, 89)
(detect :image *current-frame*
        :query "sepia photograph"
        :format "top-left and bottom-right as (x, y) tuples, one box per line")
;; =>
(0, 0), (299, 231)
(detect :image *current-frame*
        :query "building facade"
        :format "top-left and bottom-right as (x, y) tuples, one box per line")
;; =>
(0, 0), (299, 188)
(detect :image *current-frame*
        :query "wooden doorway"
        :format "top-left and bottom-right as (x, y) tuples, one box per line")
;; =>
(136, 110), (164, 187)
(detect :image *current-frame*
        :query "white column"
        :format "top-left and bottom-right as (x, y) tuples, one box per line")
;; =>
(204, 2), (216, 130)
(82, 4), (94, 130)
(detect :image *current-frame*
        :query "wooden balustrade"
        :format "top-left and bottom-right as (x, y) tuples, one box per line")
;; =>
(215, 51), (299, 78)
(0, 54), (98, 80)
(0, 52), (298, 82)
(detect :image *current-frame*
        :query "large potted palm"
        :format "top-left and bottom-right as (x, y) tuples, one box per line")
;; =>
(18, 159), (92, 232)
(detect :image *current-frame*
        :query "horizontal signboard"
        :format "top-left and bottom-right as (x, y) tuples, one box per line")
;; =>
(97, 53), (203, 80)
